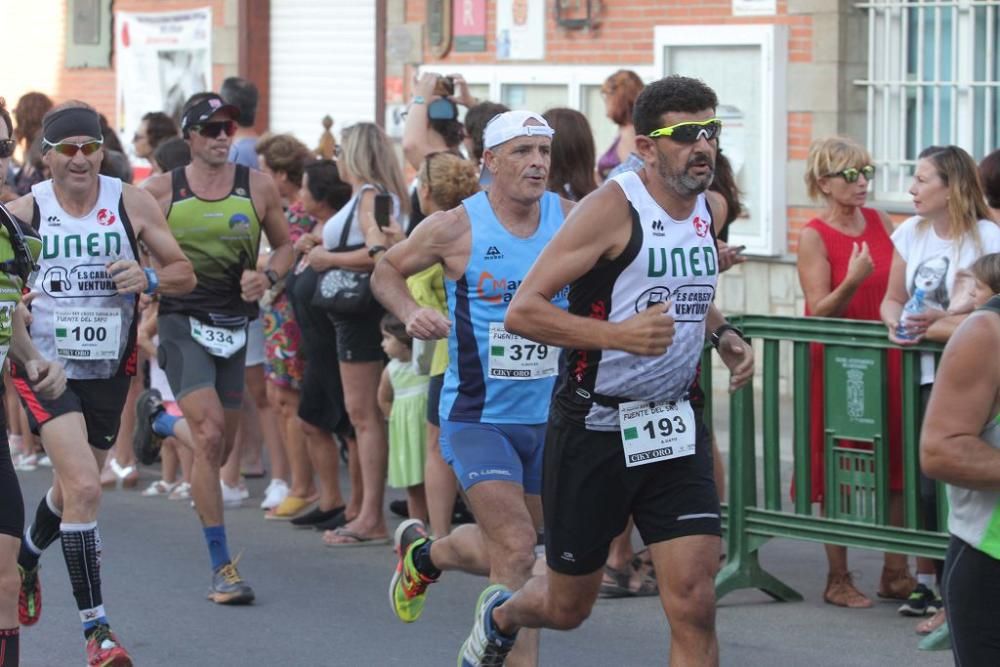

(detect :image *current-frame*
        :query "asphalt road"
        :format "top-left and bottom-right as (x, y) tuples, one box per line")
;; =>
(12, 466), (952, 667)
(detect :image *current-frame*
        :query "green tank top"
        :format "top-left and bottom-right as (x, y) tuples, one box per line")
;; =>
(162, 165), (261, 325)
(0, 215), (42, 364)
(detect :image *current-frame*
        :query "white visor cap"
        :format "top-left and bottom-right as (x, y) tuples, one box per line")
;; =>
(483, 110), (555, 150)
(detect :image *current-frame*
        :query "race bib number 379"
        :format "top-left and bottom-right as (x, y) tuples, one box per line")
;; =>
(487, 322), (559, 380)
(618, 399), (697, 467)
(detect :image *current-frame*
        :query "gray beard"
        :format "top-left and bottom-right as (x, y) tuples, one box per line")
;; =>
(657, 158), (714, 196)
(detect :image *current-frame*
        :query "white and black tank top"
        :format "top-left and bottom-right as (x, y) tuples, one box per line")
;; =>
(30, 175), (140, 379)
(554, 170), (719, 431)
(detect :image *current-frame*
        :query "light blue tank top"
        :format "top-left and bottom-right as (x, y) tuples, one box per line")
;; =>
(440, 190), (568, 424)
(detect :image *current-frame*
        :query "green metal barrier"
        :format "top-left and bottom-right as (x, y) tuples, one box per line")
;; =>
(706, 315), (952, 651)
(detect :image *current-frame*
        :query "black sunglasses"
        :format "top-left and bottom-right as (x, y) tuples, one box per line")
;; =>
(0, 139), (14, 159)
(191, 120), (237, 139)
(829, 165), (876, 183)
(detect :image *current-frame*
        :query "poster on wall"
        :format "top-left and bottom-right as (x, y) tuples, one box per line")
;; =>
(454, 0), (487, 52)
(115, 8), (212, 165)
(496, 0), (544, 60)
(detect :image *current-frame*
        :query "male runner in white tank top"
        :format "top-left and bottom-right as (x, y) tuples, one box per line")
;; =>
(457, 76), (755, 666)
(5, 101), (195, 667)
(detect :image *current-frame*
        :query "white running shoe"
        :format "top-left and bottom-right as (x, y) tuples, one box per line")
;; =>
(142, 480), (178, 497)
(259, 479), (289, 510)
(14, 453), (38, 471)
(38, 455), (52, 467)
(221, 480), (249, 508)
(168, 482), (192, 500)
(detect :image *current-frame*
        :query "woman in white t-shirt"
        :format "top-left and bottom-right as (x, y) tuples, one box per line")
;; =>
(881, 144), (1000, 634)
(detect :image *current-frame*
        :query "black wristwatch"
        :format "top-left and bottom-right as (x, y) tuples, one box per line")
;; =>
(368, 245), (387, 258)
(264, 269), (279, 287)
(710, 323), (746, 350)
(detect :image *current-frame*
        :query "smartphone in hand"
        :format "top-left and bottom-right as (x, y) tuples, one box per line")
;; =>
(374, 193), (392, 230)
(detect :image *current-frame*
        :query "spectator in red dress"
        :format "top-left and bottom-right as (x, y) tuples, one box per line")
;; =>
(796, 136), (914, 607)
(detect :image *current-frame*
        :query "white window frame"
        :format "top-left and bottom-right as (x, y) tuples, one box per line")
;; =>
(654, 24), (788, 256)
(855, 0), (1000, 201)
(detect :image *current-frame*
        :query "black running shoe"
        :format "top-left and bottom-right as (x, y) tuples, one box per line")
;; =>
(389, 499), (409, 519)
(208, 558), (255, 605)
(453, 497), (476, 525)
(898, 583), (936, 617)
(133, 389), (164, 466)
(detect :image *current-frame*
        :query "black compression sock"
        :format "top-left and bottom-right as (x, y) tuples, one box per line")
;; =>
(60, 522), (108, 637)
(412, 540), (441, 580)
(18, 489), (63, 569)
(0, 627), (19, 667)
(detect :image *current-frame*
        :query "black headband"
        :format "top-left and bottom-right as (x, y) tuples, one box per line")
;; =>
(42, 107), (103, 145)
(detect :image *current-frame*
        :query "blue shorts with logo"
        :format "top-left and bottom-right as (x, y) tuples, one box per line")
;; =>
(439, 420), (546, 495)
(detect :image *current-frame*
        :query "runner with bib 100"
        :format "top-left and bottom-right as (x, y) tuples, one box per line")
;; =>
(6, 101), (195, 667)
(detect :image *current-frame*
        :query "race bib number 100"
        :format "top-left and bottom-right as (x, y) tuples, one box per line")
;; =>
(54, 308), (121, 360)
(618, 398), (697, 467)
(189, 318), (247, 359)
(487, 322), (559, 380)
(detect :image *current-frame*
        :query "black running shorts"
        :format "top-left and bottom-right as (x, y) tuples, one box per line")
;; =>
(0, 424), (23, 539)
(543, 405), (721, 576)
(11, 370), (131, 451)
(157, 313), (247, 410)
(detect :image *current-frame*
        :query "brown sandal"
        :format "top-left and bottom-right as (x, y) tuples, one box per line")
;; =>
(877, 566), (917, 600)
(599, 563), (658, 598)
(824, 572), (874, 608)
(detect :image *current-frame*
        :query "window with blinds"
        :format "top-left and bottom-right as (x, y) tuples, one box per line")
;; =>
(857, 0), (1000, 198)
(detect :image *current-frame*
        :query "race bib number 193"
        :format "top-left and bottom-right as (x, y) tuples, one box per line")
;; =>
(618, 399), (697, 467)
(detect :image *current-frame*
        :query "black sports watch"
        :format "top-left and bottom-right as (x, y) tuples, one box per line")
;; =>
(367, 245), (387, 258)
(710, 323), (746, 350)
(264, 269), (279, 287)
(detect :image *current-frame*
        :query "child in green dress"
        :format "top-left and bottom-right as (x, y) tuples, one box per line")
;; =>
(378, 314), (430, 522)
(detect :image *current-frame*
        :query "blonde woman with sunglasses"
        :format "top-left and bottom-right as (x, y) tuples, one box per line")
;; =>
(797, 136), (914, 609)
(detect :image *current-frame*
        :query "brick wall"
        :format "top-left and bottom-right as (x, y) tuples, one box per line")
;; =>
(406, 0), (826, 253)
(408, 0), (812, 66)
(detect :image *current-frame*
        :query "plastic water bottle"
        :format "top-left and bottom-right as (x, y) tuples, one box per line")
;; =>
(895, 288), (926, 340)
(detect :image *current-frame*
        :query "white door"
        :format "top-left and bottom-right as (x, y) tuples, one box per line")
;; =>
(270, 0), (377, 145)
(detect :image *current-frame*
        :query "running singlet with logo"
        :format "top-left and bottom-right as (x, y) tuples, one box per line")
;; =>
(0, 218), (42, 368)
(440, 190), (568, 424)
(947, 296), (1000, 559)
(161, 165), (261, 325)
(554, 170), (719, 431)
(30, 176), (139, 379)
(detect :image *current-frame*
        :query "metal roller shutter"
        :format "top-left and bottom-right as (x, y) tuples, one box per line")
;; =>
(269, 0), (376, 144)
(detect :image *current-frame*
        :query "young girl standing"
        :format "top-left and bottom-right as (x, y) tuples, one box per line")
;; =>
(378, 315), (430, 522)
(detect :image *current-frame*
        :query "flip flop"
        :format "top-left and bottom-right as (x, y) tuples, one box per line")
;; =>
(265, 495), (316, 520)
(323, 527), (390, 548)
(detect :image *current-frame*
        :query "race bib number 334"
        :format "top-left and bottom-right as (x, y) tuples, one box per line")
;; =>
(618, 399), (697, 467)
(189, 318), (247, 359)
